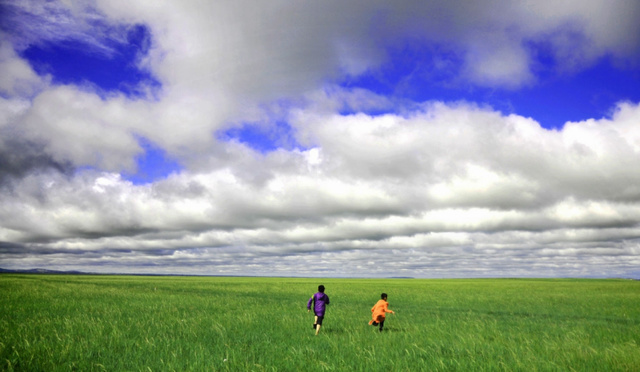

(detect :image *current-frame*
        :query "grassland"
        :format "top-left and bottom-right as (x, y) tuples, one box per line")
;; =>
(1, 275), (639, 371)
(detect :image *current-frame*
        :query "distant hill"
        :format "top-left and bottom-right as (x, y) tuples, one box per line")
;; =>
(0, 268), (88, 275)
(388, 276), (415, 279)
(0, 268), (200, 277)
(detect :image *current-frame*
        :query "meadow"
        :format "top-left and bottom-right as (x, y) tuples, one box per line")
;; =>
(1, 275), (639, 371)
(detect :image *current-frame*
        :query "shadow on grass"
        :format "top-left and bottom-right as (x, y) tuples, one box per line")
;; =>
(316, 323), (412, 335)
(322, 327), (347, 334)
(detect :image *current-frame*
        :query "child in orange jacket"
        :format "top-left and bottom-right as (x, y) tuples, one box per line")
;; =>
(369, 293), (394, 332)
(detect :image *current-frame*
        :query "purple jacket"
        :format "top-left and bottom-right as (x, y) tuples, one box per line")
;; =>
(307, 292), (330, 316)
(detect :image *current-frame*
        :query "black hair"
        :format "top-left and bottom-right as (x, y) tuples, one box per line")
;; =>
(318, 285), (325, 293)
(381, 293), (387, 299)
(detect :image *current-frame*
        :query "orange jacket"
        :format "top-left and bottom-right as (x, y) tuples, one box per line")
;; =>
(371, 299), (393, 322)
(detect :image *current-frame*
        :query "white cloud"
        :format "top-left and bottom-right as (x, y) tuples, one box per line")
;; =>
(464, 42), (535, 88)
(2, 98), (640, 276)
(16, 86), (142, 171)
(2, 1), (640, 277)
(1, 0), (132, 56)
(0, 38), (44, 97)
(3, 0), (639, 172)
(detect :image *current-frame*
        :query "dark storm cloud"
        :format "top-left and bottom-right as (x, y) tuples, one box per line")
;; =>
(0, 137), (73, 188)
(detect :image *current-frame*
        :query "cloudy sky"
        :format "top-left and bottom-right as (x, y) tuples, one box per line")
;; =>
(1, 0), (640, 278)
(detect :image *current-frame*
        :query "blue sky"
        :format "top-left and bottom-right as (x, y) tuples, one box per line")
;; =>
(1, 0), (640, 278)
(20, 24), (156, 96)
(342, 50), (640, 128)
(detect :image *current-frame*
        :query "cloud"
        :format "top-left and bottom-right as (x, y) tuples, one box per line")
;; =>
(0, 39), (44, 96)
(0, 0), (134, 56)
(3, 0), (640, 172)
(15, 86), (143, 171)
(2, 96), (640, 276)
(2, 1), (640, 277)
(0, 136), (73, 189)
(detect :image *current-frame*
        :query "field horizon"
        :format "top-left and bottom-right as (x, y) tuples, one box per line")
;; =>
(1, 275), (639, 371)
(3, 267), (639, 280)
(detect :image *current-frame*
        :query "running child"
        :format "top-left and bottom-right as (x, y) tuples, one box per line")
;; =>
(307, 285), (330, 335)
(369, 292), (395, 332)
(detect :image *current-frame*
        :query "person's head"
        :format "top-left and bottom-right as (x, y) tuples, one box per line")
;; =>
(318, 285), (325, 293)
(381, 293), (387, 300)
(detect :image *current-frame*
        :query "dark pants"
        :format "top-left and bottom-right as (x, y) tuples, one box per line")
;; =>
(372, 319), (385, 332)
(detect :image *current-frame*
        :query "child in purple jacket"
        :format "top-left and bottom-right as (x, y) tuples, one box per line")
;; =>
(307, 285), (330, 335)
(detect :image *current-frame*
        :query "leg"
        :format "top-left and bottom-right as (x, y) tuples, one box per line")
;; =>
(315, 315), (324, 335)
(379, 319), (385, 332)
(313, 315), (318, 329)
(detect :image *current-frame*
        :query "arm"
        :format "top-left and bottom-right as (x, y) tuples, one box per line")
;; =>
(307, 296), (313, 310)
(383, 302), (394, 313)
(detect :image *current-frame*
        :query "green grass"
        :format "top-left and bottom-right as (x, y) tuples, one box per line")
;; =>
(1, 275), (639, 371)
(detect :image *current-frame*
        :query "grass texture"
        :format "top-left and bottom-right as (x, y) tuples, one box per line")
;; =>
(1, 275), (639, 371)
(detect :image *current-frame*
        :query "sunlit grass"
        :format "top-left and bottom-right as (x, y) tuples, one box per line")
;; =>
(1, 275), (639, 371)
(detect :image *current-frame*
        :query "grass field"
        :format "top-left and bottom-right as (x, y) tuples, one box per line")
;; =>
(1, 275), (639, 371)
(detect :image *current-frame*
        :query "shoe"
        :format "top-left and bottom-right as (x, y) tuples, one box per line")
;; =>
(313, 324), (317, 329)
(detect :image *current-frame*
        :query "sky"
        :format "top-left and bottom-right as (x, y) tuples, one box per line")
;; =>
(1, 0), (640, 278)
